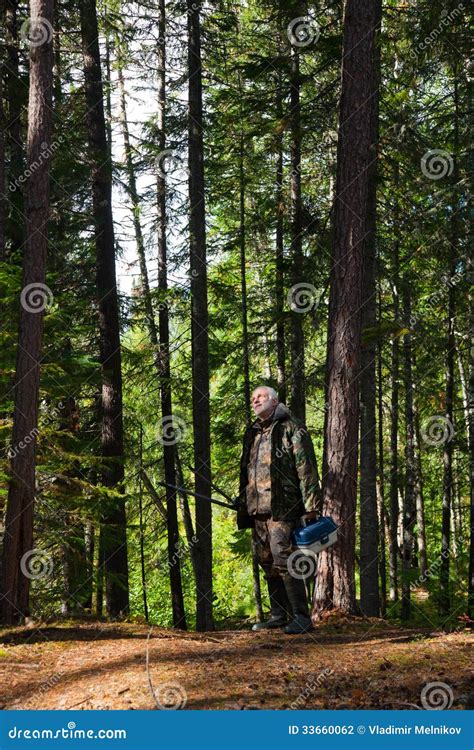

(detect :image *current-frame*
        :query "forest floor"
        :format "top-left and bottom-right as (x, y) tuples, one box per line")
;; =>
(0, 615), (472, 711)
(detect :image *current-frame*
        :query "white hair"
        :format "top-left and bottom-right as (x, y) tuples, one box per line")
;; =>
(252, 385), (278, 401)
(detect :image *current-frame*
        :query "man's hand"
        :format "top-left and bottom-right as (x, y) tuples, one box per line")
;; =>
(304, 510), (318, 521)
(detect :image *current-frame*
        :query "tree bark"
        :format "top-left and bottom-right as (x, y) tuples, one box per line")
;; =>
(1, 0), (54, 624)
(237, 71), (262, 620)
(468, 298), (474, 617)
(440, 70), (459, 617)
(377, 287), (387, 615)
(359, 10), (381, 615)
(412, 352), (428, 581)
(187, 0), (213, 631)
(312, 0), (381, 618)
(288, 46), (305, 422)
(4, 0), (24, 257)
(275, 64), (286, 403)
(0, 45), (5, 262)
(80, 0), (129, 617)
(401, 275), (416, 619)
(388, 234), (400, 602)
(156, 0), (187, 628)
(138, 426), (148, 622)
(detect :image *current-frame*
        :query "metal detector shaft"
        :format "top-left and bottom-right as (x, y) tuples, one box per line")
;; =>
(182, 461), (236, 504)
(158, 481), (237, 511)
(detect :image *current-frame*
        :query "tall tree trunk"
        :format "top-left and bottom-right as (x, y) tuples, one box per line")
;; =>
(80, 0), (129, 617)
(187, 0), (213, 631)
(377, 287), (387, 615)
(440, 71), (459, 617)
(237, 76), (262, 621)
(359, 12), (381, 615)
(412, 352), (428, 581)
(4, 0), (24, 257)
(388, 234), (400, 602)
(238, 129), (251, 424)
(440, 272), (455, 617)
(138, 425), (148, 622)
(468, 298), (474, 617)
(52, 0), (62, 106)
(1, 0), (54, 624)
(456, 337), (471, 446)
(275, 65), (286, 403)
(288, 45), (305, 422)
(156, 0), (186, 628)
(175, 452), (199, 581)
(116, 18), (186, 628)
(312, 0), (381, 618)
(401, 275), (416, 619)
(83, 521), (94, 611)
(0, 47), (5, 262)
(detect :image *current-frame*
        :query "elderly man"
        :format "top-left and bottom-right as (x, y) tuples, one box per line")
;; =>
(237, 386), (322, 634)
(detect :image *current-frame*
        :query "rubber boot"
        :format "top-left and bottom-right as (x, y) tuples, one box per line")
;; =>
(252, 576), (290, 631)
(281, 573), (313, 634)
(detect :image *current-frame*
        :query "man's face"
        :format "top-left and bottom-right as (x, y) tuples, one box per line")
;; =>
(251, 388), (277, 419)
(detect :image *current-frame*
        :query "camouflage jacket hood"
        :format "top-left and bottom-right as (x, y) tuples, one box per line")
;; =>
(237, 403), (322, 529)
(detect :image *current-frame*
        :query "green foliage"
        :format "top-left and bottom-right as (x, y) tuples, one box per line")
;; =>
(0, 0), (470, 627)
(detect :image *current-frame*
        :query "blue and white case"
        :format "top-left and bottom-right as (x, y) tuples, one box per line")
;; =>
(292, 516), (338, 555)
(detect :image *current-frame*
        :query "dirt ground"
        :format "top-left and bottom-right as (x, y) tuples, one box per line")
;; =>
(0, 617), (472, 710)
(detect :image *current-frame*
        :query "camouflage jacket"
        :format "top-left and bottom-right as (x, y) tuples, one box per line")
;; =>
(237, 403), (322, 529)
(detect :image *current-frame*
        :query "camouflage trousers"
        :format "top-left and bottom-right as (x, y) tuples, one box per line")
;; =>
(252, 515), (296, 578)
